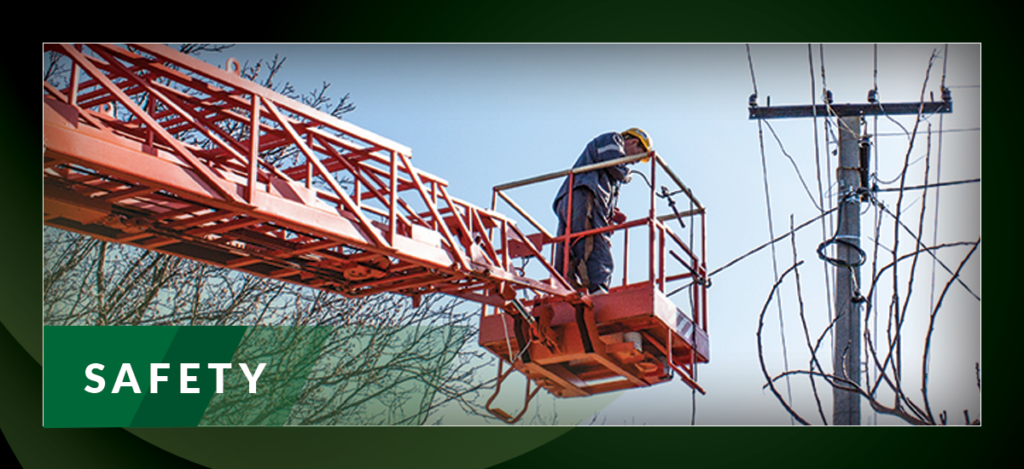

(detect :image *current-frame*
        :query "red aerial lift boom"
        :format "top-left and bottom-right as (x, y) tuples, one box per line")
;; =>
(43, 44), (709, 424)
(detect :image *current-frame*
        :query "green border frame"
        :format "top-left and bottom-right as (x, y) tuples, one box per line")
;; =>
(9, 7), (1000, 466)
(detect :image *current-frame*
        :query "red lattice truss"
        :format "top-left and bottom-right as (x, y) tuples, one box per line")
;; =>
(44, 43), (573, 307)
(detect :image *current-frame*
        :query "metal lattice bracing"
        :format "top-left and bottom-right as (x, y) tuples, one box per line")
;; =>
(44, 43), (575, 307)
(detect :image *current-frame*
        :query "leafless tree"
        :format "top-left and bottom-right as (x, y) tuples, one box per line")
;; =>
(758, 236), (980, 425)
(754, 47), (981, 425)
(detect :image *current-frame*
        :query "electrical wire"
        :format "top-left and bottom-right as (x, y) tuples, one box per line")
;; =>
(929, 44), (950, 328)
(746, 44), (758, 98)
(870, 43), (881, 425)
(749, 46), (794, 417)
(763, 119), (824, 211)
(874, 127), (978, 137)
(817, 190), (868, 269)
(819, 43), (837, 372)
(809, 46), (841, 417)
(627, 169), (652, 190)
(874, 178), (979, 192)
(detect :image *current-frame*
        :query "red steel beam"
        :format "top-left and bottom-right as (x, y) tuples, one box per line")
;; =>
(44, 43), (575, 307)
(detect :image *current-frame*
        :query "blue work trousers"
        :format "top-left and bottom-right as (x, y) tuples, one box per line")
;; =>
(553, 187), (613, 293)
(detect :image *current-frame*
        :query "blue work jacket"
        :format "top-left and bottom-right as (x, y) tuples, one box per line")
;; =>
(552, 132), (631, 225)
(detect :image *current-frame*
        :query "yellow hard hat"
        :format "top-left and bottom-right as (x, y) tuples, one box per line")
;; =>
(622, 127), (652, 152)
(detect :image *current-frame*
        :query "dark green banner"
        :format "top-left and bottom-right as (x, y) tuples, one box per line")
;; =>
(45, 326), (248, 428)
(43, 325), (466, 427)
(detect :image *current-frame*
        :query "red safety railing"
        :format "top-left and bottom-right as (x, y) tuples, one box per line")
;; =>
(490, 152), (708, 335)
(480, 151), (709, 421)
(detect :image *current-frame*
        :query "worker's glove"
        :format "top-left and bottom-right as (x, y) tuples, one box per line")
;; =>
(611, 209), (627, 224)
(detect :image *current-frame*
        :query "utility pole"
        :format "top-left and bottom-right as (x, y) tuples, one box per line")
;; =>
(833, 115), (862, 425)
(749, 89), (951, 425)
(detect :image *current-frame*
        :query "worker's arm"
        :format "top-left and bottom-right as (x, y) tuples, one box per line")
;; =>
(594, 133), (630, 182)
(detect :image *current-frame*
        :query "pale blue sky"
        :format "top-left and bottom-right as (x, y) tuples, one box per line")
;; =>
(196, 43), (981, 425)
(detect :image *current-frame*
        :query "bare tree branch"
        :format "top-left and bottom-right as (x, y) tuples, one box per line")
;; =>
(757, 260), (811, 425)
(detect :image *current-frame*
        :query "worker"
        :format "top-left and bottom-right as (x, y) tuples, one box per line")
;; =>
(552, 128), (653, 294)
